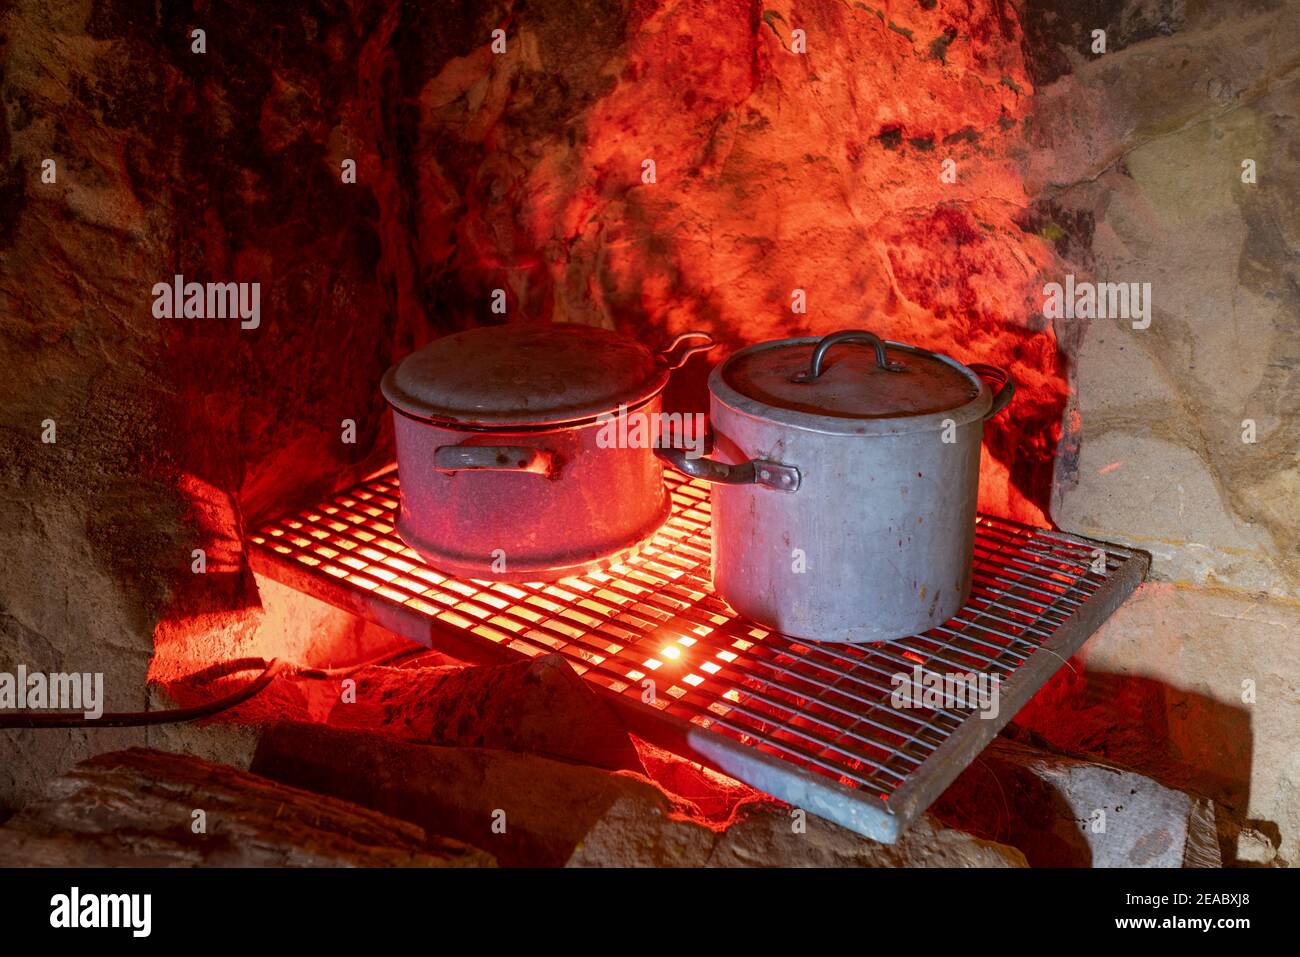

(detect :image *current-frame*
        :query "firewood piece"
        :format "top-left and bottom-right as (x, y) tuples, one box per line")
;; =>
(0, 747), (494, 868)
(253, 720), (714, 867)
(327, 654), (645, 773)
(252, 721), (1028, 867)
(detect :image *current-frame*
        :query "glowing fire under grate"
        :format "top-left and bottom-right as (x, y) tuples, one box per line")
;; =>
(250, 467), (1147, 842)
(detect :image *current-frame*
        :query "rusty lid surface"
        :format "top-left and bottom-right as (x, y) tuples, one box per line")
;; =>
(720, 333), (980, 420)
(382, 323), (667, 427)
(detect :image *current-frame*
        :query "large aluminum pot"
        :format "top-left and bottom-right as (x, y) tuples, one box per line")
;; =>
(657, 329), (1014, 643)
(382, 323), (711, 582)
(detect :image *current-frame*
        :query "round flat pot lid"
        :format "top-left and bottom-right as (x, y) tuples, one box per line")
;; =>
(721, 332), (980, 420)
(382, 323), (668, 427)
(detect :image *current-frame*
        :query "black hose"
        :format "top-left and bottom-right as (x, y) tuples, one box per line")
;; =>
(0, 659), (286, 729)
(0, 644), (435, 730)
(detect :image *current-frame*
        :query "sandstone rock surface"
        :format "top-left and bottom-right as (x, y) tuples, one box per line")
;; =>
(933, 736), (1220, 867)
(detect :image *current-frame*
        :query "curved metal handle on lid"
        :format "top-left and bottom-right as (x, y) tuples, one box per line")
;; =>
(656, 332), (716, 370)
(968, 362), (1015, 420)
(790, 329), (906, 382)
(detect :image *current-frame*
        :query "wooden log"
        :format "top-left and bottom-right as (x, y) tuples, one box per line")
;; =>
(253, 721), (1027, 867)
(326, 654), (645, 773)
(0, 747), (494, 867)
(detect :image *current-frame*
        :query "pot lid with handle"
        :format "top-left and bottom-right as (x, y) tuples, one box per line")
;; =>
(382, 323), (712, 428)
(716, 329), (1007, 434)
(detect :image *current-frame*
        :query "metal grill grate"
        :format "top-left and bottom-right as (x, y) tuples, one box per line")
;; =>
(250, 467), (1147, 842)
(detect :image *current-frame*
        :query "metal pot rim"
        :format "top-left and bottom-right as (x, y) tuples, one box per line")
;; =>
(383, 366), (668, 430)
(709, 337), (993, 436)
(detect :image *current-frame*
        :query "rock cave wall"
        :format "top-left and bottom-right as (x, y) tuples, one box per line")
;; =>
(0, 0), (1295, 819)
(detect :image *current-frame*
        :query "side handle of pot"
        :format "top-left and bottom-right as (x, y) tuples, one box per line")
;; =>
(655, 332), (716, 370)
(969, 363), (1015, 420)
(654, 446), (800, 492)
(433, 445), (557, 476)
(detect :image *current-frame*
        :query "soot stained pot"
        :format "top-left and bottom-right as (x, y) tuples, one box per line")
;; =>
(656, 329), (1014, 644)
(382, 323), (711, 582)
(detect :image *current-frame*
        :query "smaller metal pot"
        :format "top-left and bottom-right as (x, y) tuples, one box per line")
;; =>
(382, 323), (711, 582)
